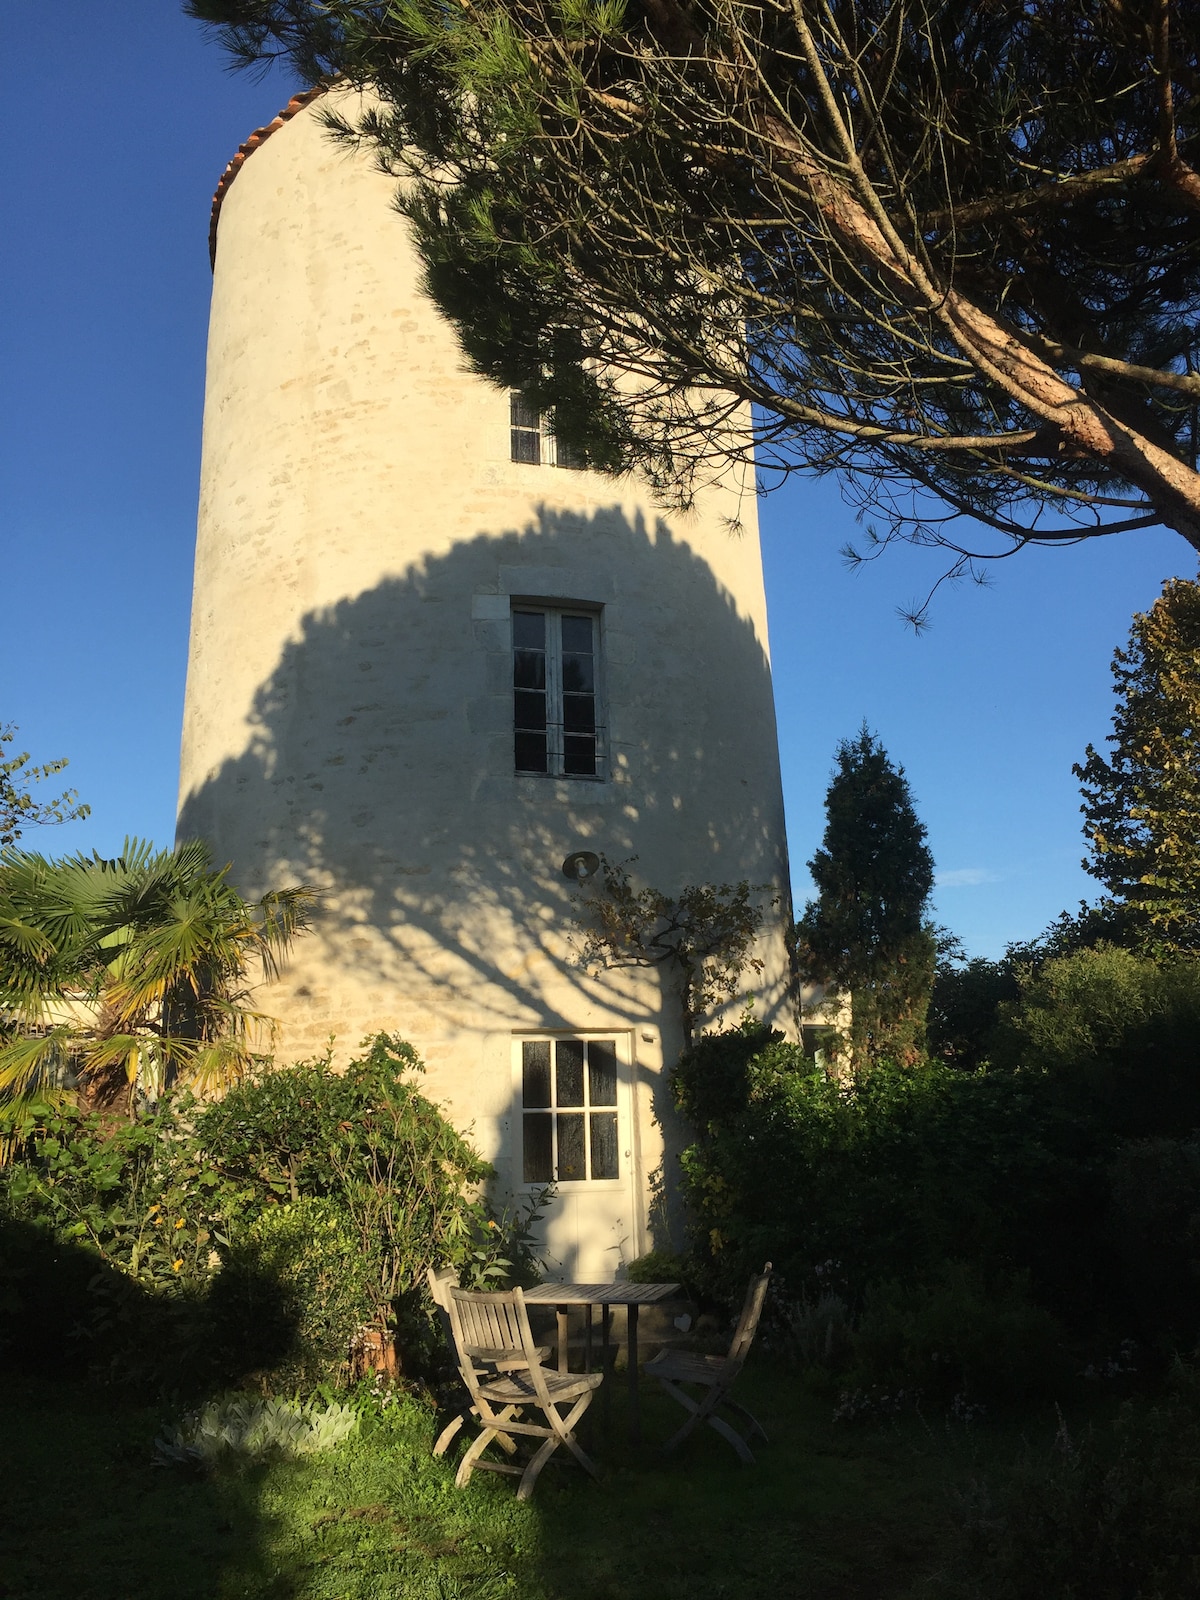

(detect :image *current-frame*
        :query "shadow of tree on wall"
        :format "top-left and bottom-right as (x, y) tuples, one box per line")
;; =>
(180, 501), (788, 1025)
(179, 503), (792, 1269)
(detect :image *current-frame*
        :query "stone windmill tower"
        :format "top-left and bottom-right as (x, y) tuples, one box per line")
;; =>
(177, 90), (793, 1277)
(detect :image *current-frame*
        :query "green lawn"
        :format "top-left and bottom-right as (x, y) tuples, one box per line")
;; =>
(1, 1370), (1051, 1600)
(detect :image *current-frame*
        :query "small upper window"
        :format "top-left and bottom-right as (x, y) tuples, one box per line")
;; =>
(509, 390), (587, 469)
(513, 606), (603, 779)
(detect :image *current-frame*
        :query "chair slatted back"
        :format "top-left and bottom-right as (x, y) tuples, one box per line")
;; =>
(451, 1287), (527, 1362)
(426, 1265), (459, 1358)
(726, 1262), (773, 1370)
(427, 1265), (458, 1310)
(443, 1286), (602, 1499)
(446, 1286), (551, 1418)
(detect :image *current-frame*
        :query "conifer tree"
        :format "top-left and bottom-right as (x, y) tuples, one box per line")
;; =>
(797, 727), (935, 1068)
(1074, 578), (1200, 956)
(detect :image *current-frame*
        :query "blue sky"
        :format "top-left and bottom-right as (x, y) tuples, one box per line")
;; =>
(2, 3), (1193, 958)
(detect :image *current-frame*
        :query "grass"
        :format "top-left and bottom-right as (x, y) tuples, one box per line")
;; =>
(1, 1367), (1064, 1600)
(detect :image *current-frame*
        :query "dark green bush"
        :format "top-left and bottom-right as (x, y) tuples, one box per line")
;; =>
(1107, 1137), (1200, 1347)
(946, 1358), (1200, 1598)
(671, 1019), (785, 1128)
(674, 1029), (1108, 1326)
(990, 946), (1200, 1138)
(851, 1264), (1068, 1403)
(205, 1197), (377, 1390)
(0, 1099), (235, 1386)
(672, 944), (1200, 1397)
(0, 1034), (517, 1390)
(625, 1248), (698, 1298)
(928, 955), (1020, 1070)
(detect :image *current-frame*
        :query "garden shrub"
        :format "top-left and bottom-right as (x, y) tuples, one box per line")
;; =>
(927, 954), (1021, 1069)
(776, 1287), (855, 1371)
(1107, 1136), (1200, 1348)
(990, 946), (1200, 1139)
(673, 1027), (1109, 1327)
(0, 1034), (528, 1390)
(0, 1099), (233, 1385)
(197, 1034), (517, 1367)
(196, 1034), (491, 1289)
(946, 1357), (1200, 1598)
(851, 1263), (1068, 1403)
(0, 1212), (166, 1377)
(153, 1393), (360, 1467)
(625, 1248), (699, 1298)
(672, 967), (1200, 1392)
(205, 1197), (377, 1390)
(671, 1019), (786, 1128)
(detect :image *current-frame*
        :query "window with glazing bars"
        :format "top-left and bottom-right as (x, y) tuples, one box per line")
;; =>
(521, 1038), (619, 1183)
(509, 391), (587, 469)
(513, 607), (602, 778)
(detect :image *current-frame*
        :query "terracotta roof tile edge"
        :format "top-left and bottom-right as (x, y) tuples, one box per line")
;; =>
(208, 83), (332, 270)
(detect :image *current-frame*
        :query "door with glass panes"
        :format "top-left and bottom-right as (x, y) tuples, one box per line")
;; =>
(514, 1034), (637, 1281)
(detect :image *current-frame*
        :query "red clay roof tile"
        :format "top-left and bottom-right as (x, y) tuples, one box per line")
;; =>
(208, 85), (330, 270)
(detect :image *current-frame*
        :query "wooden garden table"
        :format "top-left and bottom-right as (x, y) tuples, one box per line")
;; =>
(523, 1280), (681, 1445)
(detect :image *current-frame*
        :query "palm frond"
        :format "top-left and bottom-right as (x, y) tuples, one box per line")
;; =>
(0, 839), (313, 1116)
(0, 1027), (78, 1099)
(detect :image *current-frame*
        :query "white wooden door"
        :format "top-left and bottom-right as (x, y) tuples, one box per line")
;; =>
(512, 1032), (639, 1281)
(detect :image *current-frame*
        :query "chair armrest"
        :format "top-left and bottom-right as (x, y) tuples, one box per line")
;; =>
(467, 1343), (552, 1370)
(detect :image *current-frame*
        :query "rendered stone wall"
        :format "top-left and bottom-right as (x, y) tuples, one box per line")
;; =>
(178, 94), (794, 1275)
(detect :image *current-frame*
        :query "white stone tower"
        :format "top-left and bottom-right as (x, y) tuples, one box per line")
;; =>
(178, 90), (793, 1277)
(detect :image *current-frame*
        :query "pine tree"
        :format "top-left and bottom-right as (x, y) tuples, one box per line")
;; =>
(1074, 578), (1200, 956)
(190, 0), (1200, 589)
(797, 727), (935, 1068)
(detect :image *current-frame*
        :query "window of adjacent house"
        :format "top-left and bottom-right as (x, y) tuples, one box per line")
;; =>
(521, 1038), (619, 1183)
(513, 606), (602, 778)
(509, 390), (587, 469)
(801, 1024), (838, 1070)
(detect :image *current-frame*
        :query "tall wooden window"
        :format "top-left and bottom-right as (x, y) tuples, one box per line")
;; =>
(521, 1038), (619, 1183)
(513, 607), (602, 778)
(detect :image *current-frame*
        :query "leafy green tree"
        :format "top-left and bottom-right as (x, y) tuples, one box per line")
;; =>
(796, 728), (935, 1068)
(990, 943), (1200, 1139)
(928, 954), (1020, 1072)
(0, 838), (313, 1114)
(190, 0), (1200, 610)
(928, 896), (1147, 1070)
(0, 723), (89, 847)
(1074, 577), (1200, 955)
(574, 856), (768, 1046)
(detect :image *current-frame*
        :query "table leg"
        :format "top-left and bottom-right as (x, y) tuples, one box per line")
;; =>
(585, 1305), (593, 1372)
(602, 1306), (612, 1429)
(556, 1305), (569, 1374)
(628, 1303), (641, 1446)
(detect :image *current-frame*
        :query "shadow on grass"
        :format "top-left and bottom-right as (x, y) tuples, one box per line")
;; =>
(3, 1350), (989, 1600)
(0, 1218), (307, 1598)
(0, 1222), (1025, 1599)
(531, 1365), (959, 1600)
(1, 1375), (296, 1600)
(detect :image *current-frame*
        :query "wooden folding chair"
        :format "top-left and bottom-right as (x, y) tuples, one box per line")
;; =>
(644, 1262), (773, 1464)
(446, 1285), (603, 1501)
(425, 1266), (549, 1459)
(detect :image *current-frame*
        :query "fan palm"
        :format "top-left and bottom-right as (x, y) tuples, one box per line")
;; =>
(0, 838), (313, 1114)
